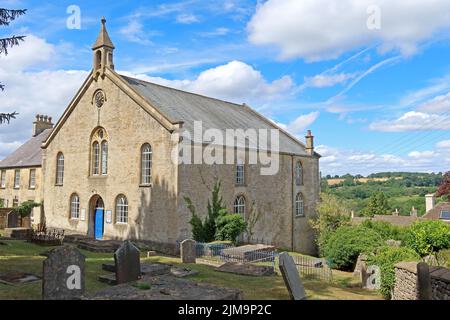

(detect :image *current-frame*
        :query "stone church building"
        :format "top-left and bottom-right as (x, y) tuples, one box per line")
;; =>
(0, 19), (321, 254)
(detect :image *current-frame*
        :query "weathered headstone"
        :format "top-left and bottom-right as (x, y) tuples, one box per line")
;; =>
(180, 239), (196, 264)
(417, 262), (432, 300)
(114, 240), (141, 284)
(279, 252), (307, 300)
(42, 245), (85, 300)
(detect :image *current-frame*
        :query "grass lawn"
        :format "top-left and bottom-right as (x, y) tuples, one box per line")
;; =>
(0, 240), (382, 300)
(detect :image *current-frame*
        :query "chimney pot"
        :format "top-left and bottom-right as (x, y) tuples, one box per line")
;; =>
(32, 114), (54, 137)
(425, 194), (436, 213)
(305, 130), (314, 155)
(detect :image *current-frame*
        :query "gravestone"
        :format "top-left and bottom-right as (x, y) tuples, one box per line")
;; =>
(278, 252), (307, 300)
(114, 240), (141, 284)
(417, 262), (432, 300)
(42, 245), (85, 300)
(180, 239), (196, 264)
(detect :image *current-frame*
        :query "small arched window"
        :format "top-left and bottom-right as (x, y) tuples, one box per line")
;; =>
(92, 142), (100, 175)
(56, 153), (64, 185)
(295, 193), (304, 217)
(101, 141), (108, 175)
(70, 194), (80, 219)
(295, 161), (303, 186)
(141, 143), (152, 185)
(234, 195), (246, 215)
(116, 195), (128, 224)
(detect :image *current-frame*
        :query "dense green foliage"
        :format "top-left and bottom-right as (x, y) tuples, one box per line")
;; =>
(361, 220), (409, 242)
(405, 220), (450, 257)
(310, 193), (351, 253)
(322, 225), (384, 270)
(12, 201), (40, 218)
(367, 246), (420, 299)
(215, 214), (247, 244)
(362, 192), (391, 216)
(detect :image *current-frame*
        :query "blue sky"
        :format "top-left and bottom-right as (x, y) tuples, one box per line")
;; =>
(0, 0), (449, 175)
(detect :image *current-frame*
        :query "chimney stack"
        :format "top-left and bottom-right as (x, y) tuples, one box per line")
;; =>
(305, 130), (314, 155)
(32, 114), (54, 137)
(410, 206), (418, 218)
(425, 194), (436, 213)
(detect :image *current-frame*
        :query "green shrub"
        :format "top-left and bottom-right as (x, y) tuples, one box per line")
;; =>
(322, 225), (384, 270)
(405, 220), (450, 257)
(367, 246), (419, 299)
(361, 220), (409, 242)
(215, 214), (247, 244)
(12, 201), (40, 218)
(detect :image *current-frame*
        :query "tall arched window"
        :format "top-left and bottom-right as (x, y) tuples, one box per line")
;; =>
(101, 141), (108, 175)
(56, 153), (64, 185)
(295, 161), (303, 186)
(92, 142), (100, 175)
(141, 143), (152, 185)
(116, 195), (128, 224)
(70, 194), (80, 219)
(295, 193), (304, 217)
(234, 195), (246, 215)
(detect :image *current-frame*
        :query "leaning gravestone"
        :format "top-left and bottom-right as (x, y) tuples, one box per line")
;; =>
(180, 239), (196, 264)
(114, 240), (141, 284)
(42, 245), (85, 300)
(279, 252), (307, 300)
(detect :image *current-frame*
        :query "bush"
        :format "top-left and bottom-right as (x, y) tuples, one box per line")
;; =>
(322, 225), (384, 270)
(215, 214), (247, 244)
(367, 246), (419, 299)
(361, 220), (409, 243)
(405, 220), (450, 257)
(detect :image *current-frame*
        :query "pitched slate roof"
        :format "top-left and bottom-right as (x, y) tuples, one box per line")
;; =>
(423, 202), (450, 224)
(121, 75), (314, 156)
(0, 129), (51, 169)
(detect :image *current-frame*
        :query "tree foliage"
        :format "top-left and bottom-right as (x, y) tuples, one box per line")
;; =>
(362, 191), (391, 217)
(12, 201), (40, 218)
(436, 172), (450, 201)
(405, 220), (450, 257)
(215, 214), (247, 244)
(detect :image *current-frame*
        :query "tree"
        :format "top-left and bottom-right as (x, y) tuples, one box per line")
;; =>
(406, 220), (450, 258)
(215, 214), (247, 244)
(362, 191), (391, 217)
(1, 8), (26, 124)
(436, 171), (450, 201)
(12, 201), (40, 218)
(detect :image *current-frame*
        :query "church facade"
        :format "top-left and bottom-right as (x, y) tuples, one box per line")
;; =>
(0, 19), (321, 254)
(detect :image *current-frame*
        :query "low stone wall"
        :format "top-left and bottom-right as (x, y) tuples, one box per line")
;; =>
(393, 261), (450, 300)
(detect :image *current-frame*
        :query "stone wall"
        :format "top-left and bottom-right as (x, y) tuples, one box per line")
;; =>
(0, 208), (11, 229)
(393, 261), (450, 300)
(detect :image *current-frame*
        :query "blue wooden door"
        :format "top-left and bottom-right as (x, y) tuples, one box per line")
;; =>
(94, 208), (104, 240)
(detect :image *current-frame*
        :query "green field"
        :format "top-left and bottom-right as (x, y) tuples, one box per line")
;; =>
(0, 240), (381, 300)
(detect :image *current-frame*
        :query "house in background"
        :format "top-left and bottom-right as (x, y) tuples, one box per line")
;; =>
(423, 193), (450, 224)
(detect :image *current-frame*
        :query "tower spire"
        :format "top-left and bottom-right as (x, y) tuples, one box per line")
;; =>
(92, 17), (115, 75)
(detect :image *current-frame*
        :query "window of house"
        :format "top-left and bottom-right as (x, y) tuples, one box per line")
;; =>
(236, 161), (245, 186)
(141, 144), (152, 185)
(295, 193), (305, 217)
(116, 195), (128, 224)
(70, 194), (80, 219)
(14, 169), (20, 189)
(295, 161), (303, 186)
(29, 169), (36, 189)
(101, 141), (108, 175)
(92, 142), (100, 175)
(440, 210), (450, 221)
(12, 198), (19, 208)
(234, 195), (246, 215)
(56, 153), (64, 185)
(0, 170), (6, 188)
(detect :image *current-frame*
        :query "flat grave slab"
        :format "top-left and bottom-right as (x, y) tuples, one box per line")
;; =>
(216, 262), (275, 277)
(90, 274), (242, 300)
(221, 244), (275, 262)
(0, 271), (41, 285)
(99, 262), (173, 285)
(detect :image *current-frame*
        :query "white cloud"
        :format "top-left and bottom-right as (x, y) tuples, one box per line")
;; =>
(417, 92), (450, 114)
(121, 60), (294, 104)
(176, 13), (199, 24)
(303, 73), (355, 89)
(436, 140), (450, 149)
(248, 0), (450, 61)
(316, 144), (449, 176)
(198, 27), (230, 37)
(119, 21), (160, 45)
(276, 112), (320, 137)
(369, 111), (449, 132)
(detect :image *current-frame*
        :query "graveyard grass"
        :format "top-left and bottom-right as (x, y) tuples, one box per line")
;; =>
(0, 240), (382, 300)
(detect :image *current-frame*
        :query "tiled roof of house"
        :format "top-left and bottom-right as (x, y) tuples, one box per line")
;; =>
(423, 202), (450, 224)
(352, 214), (422, 226)
(0, 129), (51, 169)
(121, 75), (318, 157)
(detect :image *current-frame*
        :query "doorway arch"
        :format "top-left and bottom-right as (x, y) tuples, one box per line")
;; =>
(89, 195), (105, 240)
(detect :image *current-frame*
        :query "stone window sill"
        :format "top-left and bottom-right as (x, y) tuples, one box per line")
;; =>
(139, 184), (152, 188)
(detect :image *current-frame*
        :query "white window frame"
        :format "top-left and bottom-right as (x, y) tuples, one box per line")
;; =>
(70, 194), (80, 219)
(12, 198), (19, 207)
(101, 141), (108, 175)
(236, 162), (245, 186)
(234, 196), (246, 215)
(92, 142), (100, 175)
(29, 169), (36, 189)
(56, 153), (64, 185)
(116, 195), (128, 224)
(141, 144), (152, 185)
(295, 193), (305, 217)
(0, 170), (6, 188)
(14, 169), (20, 189)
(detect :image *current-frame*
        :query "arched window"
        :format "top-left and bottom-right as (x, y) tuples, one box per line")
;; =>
(295, 193), (304, 217)
(92, 142), (100, 175)
(101, 141), (108, 175)
(56, 153), (64, 185)
(141, 144), (152, 185)
(295, 161), (303, 186)
(234, 195), (246, 215)
(70, 194), (80, 219)
(236, 160), (245, 186)
(116, 195), (128, 224)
